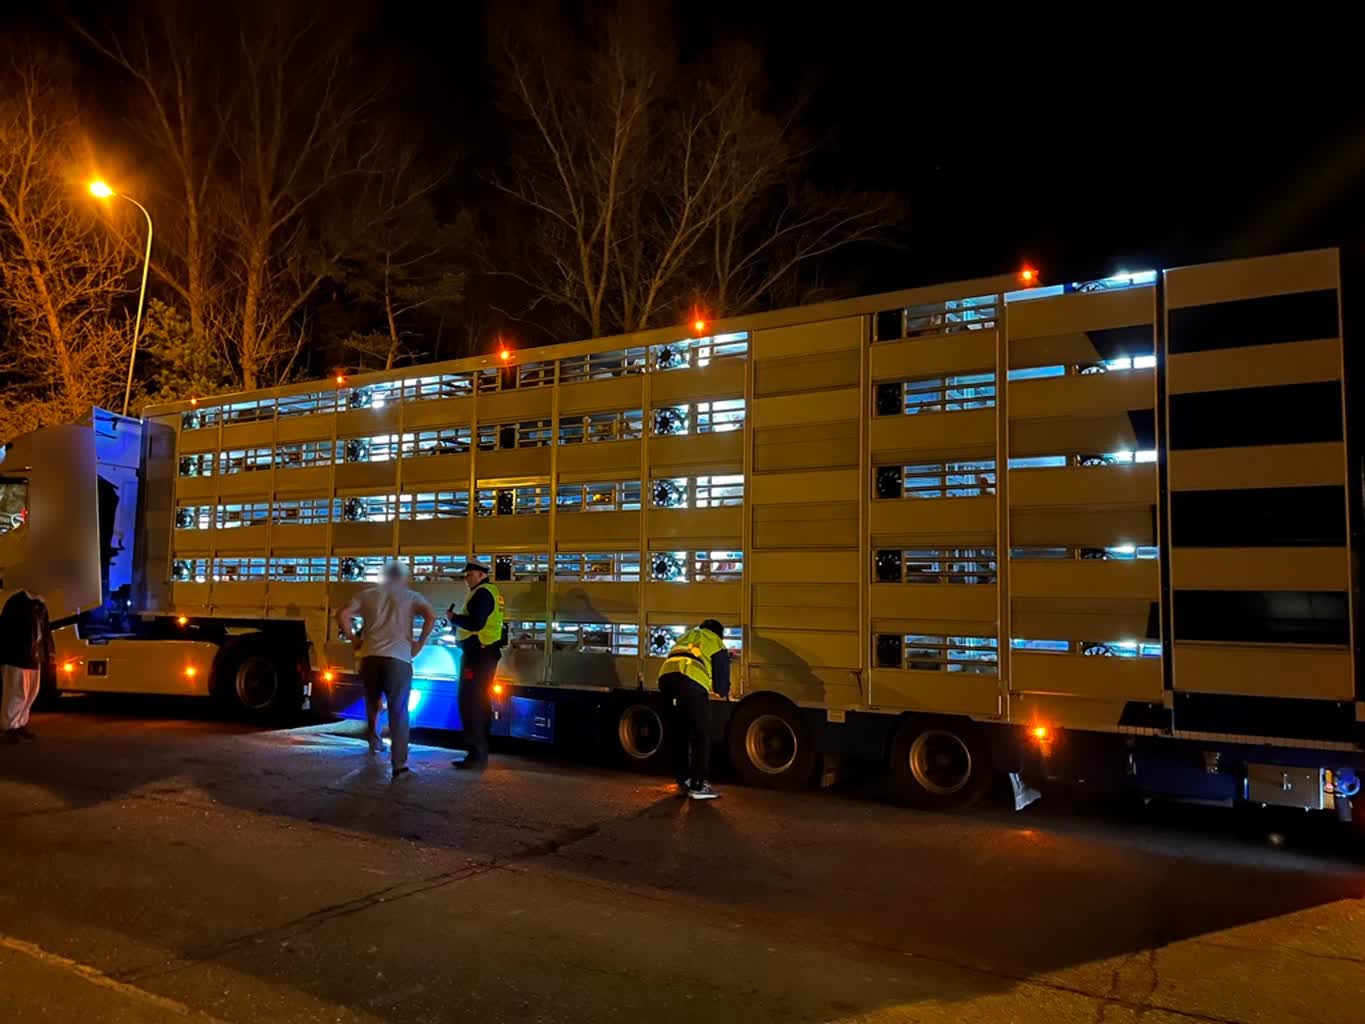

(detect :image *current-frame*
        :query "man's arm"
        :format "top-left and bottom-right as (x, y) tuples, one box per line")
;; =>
(411, 593), (436, 656)
(335, 595), (361, 643)
(448, 588), (494, 631)
(710, 648), (732, 698)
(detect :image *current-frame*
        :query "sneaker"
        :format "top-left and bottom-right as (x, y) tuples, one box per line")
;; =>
(366, 734), (386, 755)
(675, 781), (692, 797)
(452, 756), (487, 771)
(15, 727), (35, 740)
(688, 783), (721, 801)
(392, 764), (414, 779)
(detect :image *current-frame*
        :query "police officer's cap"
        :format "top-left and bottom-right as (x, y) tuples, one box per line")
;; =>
(462, 560), (491, 574)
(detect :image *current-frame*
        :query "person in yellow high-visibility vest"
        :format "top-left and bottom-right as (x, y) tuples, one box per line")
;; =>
(446, 561), (505, 771)
(656, 619), (731, 800)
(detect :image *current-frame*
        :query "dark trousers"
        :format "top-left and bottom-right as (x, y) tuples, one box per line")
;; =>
(359, 656), (413, 769)
(459, 642), (501, 761)
(659, 672), (711, 785)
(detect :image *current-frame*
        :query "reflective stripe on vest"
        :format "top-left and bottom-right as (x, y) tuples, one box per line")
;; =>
(657, 627), (724, 692)
(455, 581), (504, 647)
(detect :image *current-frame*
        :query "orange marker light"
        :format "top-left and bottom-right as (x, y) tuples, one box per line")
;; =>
(693, 319), (707, 334)
(1030, 725), (1050, 741)
(1019, 266), (1039, 286)
(498, 348), (511, 362)
(491, 682), (505, 696)
(176, 615), (188, 626)
(335, 374), (347, 386)
(184, 665), (198, 679)
(189, 397), (199, 407)
(322, 669), (336, 683)
(62, 661), (76, 674)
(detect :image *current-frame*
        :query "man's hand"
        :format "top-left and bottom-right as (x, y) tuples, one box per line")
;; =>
(410, 639), (426, 659)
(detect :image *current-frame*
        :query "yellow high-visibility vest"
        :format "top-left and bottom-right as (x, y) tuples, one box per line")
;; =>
(657, 627), (724, 692)
(455, 581), (505, 647)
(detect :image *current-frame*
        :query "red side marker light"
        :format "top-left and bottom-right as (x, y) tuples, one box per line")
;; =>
(692, 318), (707, 334)
(498, 348), (511, 362)
(1019, 266), (1039, 286)
(335, 374), (347, 386)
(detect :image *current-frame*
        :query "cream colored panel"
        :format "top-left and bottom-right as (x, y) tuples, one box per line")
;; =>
(1010, 371), (1154, 420)
(1168, 443), (1345, 491)
(1012, 507), (1154, 547)
(1010, 691), (1133, 731)
(473, 447), (552, 482)
(502, 649), (548, 688)
(403, 398), (474, 430)
(1168, 338), (1342, 395)
(749, 550), (858, 584)
(752, 501), (858, 549)
(1012, 653), (1162, 702)
(276, 415), (337, 443)
(556, 440), (642, 478)
(334, 461), (397, 492)
(1010, 465), (1155, 509)
(747, 664), (862, 707)
(869, 584), (997, 625)
(1165, 248), (1338, 309)
(337, 404), (401, 437)
(869, 332), (996, 381)
(556, 510), (640, 546)
(1172, 548), (1349, 592)
(649, 431), (743, 474)
(869, 408), (995, 461)
(472, 516), (551, 550)
(753, 420), (858, 472)
(868, 669), (1000, 716)
(1172, 642), (1352, 701)
(220, 421), (274, 449)
(396, 453), (470, 487)
(646, 506), (743, 542)
(548, 652), (637, 689)
(272, 523), (327, 551)
(754, 349), (860, 395)
(172, 532), (211, 554)
(870, 496), (995, 547)
(477, 387), (552, 421)
(1006, 286), (1155, 338)
(273, 466), (331, 495)
(1010, 415), (1148, 459)
(1010, 559), (1158, 601)
(211, 581), (268, 606)
(643, 581), (742, 618)
(331, 521), (394, 551)
(749, 627), (860, 668)
(213, 524), (270, 551)
(751, 388), (859, 429)
(397, 520), (463, 551)
(752, 601), (860, 632)
(1011, 597), (1153, 643)
(174, 476), (215, 501)
(170, 582), (210, 609)
(492, 581), (549, 617)
(215, 473), (274, 498)
(556, 376), (645, 416)
(751, 316), (862, 359)
(268, 583), (329, 612)
(751, 469), (860, 505)
(552, 582), (638, 617)
(649, 360), (746, 404)
(179, 427), (219, 452)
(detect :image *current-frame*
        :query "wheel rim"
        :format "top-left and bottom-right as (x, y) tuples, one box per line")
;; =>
(744, 714), (798, 775)
(908, 729), (973, 796)
(234, 656), (279, 711)
(618, 704), (663, 760)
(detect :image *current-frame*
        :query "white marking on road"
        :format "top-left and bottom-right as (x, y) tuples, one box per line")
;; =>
(0, 933), (229, 1022)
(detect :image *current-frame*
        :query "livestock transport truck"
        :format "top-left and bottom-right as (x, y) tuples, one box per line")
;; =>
(2, 247), (1363, 818)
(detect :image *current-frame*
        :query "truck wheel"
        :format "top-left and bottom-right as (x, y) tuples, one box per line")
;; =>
(615, 699), (668, 770)
(888, 716), (991, 810)
(214, 638), (300, 723)
(727, 696), (815, 790)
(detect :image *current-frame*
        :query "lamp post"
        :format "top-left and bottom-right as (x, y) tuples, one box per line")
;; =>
(88, 180), (153, 418)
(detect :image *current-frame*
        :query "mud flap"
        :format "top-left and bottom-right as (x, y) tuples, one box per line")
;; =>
(1010, 771), (1041, 811)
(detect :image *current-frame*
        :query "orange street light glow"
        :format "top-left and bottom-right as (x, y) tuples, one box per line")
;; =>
(88, 179), (114, 199)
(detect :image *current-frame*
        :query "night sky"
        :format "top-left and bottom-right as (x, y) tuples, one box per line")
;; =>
(18, 2), (1365, 296)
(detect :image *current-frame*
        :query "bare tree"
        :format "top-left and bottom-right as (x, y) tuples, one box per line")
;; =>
(0, 48), (137, 438)
(491, 6), (900, 337)
(81, 4), (383, 389)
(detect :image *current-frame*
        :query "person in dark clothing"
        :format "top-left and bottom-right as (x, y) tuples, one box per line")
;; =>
(0, 589), (53, 743)
(656, 618), (731, 800)
(446, 561), (505, 770)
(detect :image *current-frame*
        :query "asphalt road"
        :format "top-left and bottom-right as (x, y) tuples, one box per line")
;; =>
(2, 702), (1364, 1024)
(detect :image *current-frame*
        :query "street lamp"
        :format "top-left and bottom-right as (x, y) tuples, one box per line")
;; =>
(88, 180), (153, 417)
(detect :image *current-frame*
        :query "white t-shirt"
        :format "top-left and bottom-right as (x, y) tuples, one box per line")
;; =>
(351, 586), (425, 663)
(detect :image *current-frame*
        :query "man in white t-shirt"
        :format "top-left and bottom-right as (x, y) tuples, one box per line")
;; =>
(336, 562), (436, 777)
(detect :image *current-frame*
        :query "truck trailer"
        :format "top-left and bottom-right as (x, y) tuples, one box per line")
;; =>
(1, 247), (1360, 816)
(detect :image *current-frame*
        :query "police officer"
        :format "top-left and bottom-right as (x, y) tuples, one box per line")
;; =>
(447, 560), (505, 770)
(656, 619), (730, 800)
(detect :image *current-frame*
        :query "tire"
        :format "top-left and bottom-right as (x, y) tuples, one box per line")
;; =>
(614, 699), (669, 771)
(888, 716), (992, 810)
(726, 696), (816, 790)
(213, 637), (301, 723)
